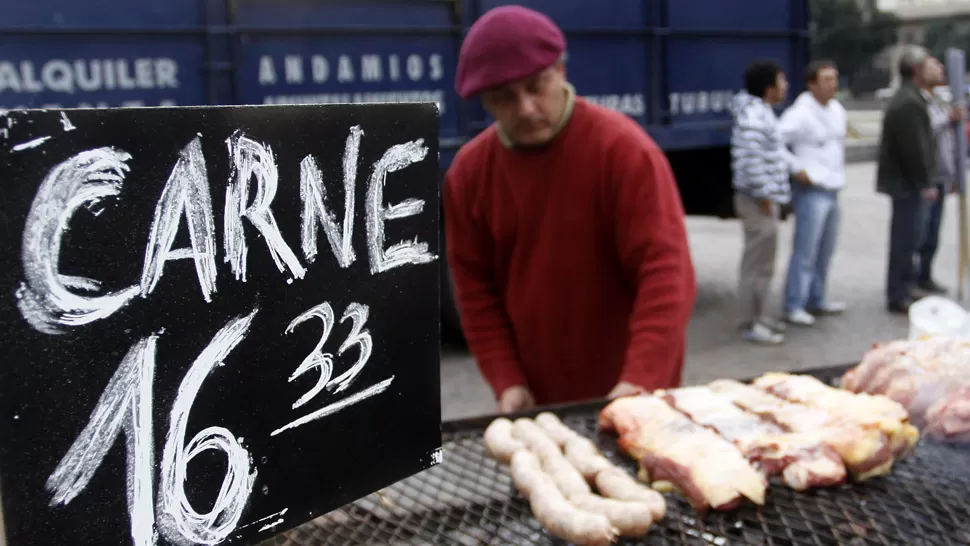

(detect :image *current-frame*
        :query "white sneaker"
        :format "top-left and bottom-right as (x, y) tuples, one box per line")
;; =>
(760, 317), (788, 333)
(807, 301), (847, 316)
(786, 309), (816, 326)
(743, 322), (785, 345)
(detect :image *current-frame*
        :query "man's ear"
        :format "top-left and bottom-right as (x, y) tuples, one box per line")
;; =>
(479, 97), (497, 120)
(551, 60), (567, 79)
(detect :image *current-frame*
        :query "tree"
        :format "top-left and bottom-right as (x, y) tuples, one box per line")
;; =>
(924, 20), (970, 62)
(810, 0), (900, 92)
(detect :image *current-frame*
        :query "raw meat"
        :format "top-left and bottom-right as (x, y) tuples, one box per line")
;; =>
(841, 336), (970, 442)
(707, 379), (896, 481)
(599, 395), (767, 511)
(752, 372), (920, 457)
(659, 386), (846, 491)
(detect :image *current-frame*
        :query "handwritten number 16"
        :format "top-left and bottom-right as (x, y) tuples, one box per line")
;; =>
(42, 301), (386, 545)
(45, 310), (259, 546)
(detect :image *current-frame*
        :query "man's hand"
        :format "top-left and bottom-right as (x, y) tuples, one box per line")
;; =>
(759, 199), (774, 216)
(497, 385), (535, 413)
(793, 170), (812, 185)
(608, 381), (646, 399)
(922, 186), (940, 201)
(950, 105), (966, 123)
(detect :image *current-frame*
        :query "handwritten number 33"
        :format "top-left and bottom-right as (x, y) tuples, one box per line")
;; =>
(284, 302), (373, 410)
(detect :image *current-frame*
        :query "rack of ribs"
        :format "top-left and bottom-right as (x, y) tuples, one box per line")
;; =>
(599, 395), (766, 512)
(707, 379), (896, 481)
(752, 372), (920, 457)
(658, 386), (846, 491)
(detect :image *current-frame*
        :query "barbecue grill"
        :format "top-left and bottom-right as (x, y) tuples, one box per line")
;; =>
(258, 365), (970, 546)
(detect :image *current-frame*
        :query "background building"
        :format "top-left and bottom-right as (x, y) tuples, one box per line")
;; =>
(879, 0), (970, 43)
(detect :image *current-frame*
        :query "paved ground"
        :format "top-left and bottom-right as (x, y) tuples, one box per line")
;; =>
(440, 161), (968, 420)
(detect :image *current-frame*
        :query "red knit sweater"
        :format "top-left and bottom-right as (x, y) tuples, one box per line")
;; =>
(444, 99), (696, 405)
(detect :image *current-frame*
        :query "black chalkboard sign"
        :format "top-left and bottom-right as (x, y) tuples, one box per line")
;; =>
(0, 103), (442, 546)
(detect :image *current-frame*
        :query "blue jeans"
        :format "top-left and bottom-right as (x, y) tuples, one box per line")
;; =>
(784, 186), (840, 313)
(887, 191), (930, 304)
(917, 183), (946, 284)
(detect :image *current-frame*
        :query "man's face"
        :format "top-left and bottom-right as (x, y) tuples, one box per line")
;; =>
(765, 72), (789, 105)
(808, 67), (839, 103)
(480, 64), (568, 146)
(922, 57), (945, 87)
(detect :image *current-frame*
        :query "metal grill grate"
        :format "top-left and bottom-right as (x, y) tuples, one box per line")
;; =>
(259, 367), (970, 546)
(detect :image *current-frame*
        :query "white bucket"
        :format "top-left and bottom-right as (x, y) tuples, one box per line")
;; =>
(908, 296), (969, 340)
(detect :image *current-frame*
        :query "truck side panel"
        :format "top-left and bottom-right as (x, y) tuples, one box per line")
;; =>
(0, 0), (808, 156)
(465, 0), (653, 128)
(664, 0), (808, 149)
(5, 0), (206, 27)
(0, 0), (210, 110)
(460, 0), (807, 151)
(231, 0), (463, 166)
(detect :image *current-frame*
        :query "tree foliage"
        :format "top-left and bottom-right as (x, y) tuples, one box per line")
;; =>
(924, 20), (970, 63)
(809, 0), (899, 92)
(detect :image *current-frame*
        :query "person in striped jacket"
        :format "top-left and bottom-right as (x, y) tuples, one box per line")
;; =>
(730, 60), (809, 345)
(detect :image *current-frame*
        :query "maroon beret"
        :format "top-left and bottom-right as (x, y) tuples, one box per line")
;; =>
(455, 5), (566, 99)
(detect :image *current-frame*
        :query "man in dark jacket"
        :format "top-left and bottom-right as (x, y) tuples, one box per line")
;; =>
(877, 47), (942, 313)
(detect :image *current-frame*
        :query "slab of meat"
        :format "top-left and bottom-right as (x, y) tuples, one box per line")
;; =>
(923, 384), (970, 441)
(841, 336), (970, 442)
(842, 337), (970, 396)
(599, 395), (766, 511)
(752, 372), (920, 457)
(707, 379), (896, 481)
(659, 386), (846, 491)
(857, 338), (970, 389)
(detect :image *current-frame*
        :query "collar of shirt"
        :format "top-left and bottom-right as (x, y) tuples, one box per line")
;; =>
(497, 82), (577, 149)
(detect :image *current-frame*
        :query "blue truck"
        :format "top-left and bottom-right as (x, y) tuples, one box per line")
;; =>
(1, 0), (809, 334)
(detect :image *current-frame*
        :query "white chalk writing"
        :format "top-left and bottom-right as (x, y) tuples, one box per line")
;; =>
(60, 112), (76, 131)
(366, 139), (436, 274)
(300, 125), (361, 268)
(273, 301), (382, 437)
(236, 508), (288, 533)
(263, 90), (446, 115)
(26, 112), (436, 546)
(12, 136), (51, 151)
(157, 311), (258, 545)
(45, 336), (158, 546)
(330, 303), (373, 394)
(16, 147), (141, 334)
(271, 377), (394, 437)
(16, 126), (436, 333)
(46, 312), (259, 546)
(141, 135), (218, 302)
(224, 131), (307, 283)
(284, 302), (337, 410)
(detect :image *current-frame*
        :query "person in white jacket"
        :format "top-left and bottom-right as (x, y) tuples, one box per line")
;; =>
(778, 60), (848, 326)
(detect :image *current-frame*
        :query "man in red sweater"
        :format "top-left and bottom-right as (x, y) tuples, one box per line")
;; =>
(445, 5), (697, 412)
